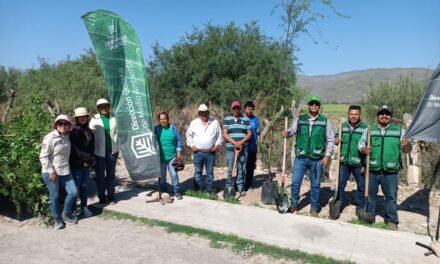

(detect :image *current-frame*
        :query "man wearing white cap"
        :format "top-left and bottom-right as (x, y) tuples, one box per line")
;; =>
(186, 104), (223, 195)
(89, 98), (119, 204)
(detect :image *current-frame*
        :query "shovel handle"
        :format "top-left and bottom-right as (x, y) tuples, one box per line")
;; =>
(281, 117), (288, 187)
(335, 121), (343, 190)
(365, 125), (371, 198)
(232, 147), (241, 178)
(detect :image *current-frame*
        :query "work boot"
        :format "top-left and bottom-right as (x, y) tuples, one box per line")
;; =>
(98, 197), (108, 204)
(81, 206), (93, 218)
(387, 222), (398, 231)
(309, 209), (319, 217)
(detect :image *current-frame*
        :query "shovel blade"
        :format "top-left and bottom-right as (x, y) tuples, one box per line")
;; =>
(358, 210), (375, 224)
(223, 185), (236, 199)
(275, 194), (290, 214)
(329, 200), (341, 220)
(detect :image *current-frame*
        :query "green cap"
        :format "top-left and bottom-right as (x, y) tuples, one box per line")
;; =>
(307, 95), (321, 104)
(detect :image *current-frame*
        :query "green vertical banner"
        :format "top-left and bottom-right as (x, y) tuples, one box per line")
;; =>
(82, 10), (160, 181)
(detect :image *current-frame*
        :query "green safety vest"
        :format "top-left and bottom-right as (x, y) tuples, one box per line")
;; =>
(369, 123), (402, 172)
(295, 114), (327, 159)
(340, 121), (367, 166)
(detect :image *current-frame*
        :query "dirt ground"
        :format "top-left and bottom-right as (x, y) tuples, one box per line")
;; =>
(0, 214), (294, 264)
(131, 157), (440, 237)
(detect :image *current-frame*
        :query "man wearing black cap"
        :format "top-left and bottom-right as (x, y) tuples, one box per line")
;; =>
(358, 104), (410, 230)
(282, 95), (335, 217)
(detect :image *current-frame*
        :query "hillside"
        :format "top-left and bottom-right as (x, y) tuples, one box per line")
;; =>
(297, 67), (433, 104)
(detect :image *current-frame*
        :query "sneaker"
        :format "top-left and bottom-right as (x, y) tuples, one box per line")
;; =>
(309, 209), (319, 217)
(387, 222), (398, 231)
(62, 213), (78, 224)
(175, 193), (183, 200)
(240, 191), (246, 197)
(81, 206), (93, 218)
(54, 219), (64, 229)
(71, 211), (78, 221)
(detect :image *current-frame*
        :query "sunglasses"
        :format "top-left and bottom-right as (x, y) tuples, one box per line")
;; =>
(308, 102), (320, 106)
(378, 111), (391, 116)
(57, 122), (70, 126)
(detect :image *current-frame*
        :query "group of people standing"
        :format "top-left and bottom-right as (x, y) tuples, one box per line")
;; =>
(283, 96), (409, 230)
(161, 100), (260, 198)
(40, 98), (118, 229)
(41, 94), (409, 231)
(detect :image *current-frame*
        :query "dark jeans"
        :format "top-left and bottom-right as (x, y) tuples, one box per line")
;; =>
(95, 151), (119, 200)
(193, 152), (215, 191)
(290, 157), (323, 211)
(71, 168), (91, 211)
(338, 164), (365, 209)
(367, 171), (399, 224)
(245, 150), (257, 191)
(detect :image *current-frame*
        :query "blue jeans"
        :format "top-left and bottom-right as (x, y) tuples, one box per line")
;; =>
(160, 157), (180, 193)
(42, 173), (77, 220)
(71, 168), (90, 210)
(290, 157), (323, 211)
(226, 149), (247, 192)
(95, 151), (119, 200)
(367, 171), (399, 224)
(338, 164), (365, 209)
(193, 152), (215, 191)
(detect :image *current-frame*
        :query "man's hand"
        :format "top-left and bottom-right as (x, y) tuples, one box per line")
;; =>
(49, 172), (58, 182)
(177, 152), (183, 159)
(234, 141), (243, 149)
(282, 130), (288, 138)
(191, 146), (198, 152)
(361, 146), (371, 155)
(334, 138), (341, 145)
(322, 156), (330, 167)
(210, 145), (217, 153)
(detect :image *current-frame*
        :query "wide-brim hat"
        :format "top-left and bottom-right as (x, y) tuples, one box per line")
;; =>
(71, 107), (91, 122)
(52, 114), (72, 129)
(198, 104), (209, 112)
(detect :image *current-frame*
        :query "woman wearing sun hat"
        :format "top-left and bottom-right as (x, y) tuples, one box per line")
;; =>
(69, 107), (94, 218)
(89, 98), (119, 204)
(40, 114), (78, 229)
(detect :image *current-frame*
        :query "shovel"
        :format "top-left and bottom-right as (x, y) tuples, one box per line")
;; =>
(358, 125), (375, 224)
(275, 117), (290, 214)
(329, 122), (343, 220)
(223, 147), (241, 199)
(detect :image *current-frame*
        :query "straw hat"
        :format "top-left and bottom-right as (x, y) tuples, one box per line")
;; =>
(96, 98), (110, 106)
(71, 107), (91, 123)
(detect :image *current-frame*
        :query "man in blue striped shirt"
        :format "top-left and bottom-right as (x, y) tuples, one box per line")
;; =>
(223, 101), (252, 196)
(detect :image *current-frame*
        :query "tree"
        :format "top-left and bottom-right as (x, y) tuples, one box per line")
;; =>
(147, 22), (300, 114)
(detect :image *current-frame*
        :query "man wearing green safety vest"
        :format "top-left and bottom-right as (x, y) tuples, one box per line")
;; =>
(358, 104), (410, 230)
(282, 96), (335, 217)
(335, 105), (367, 215)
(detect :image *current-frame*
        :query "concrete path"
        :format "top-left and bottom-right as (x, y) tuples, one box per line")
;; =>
(90, 188), (438, 264)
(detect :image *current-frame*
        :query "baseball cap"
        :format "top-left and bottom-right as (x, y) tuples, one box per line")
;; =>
(377, 104), (393, 115)
(231, 101), (241, 108)
(307, 96), (321, 105)
(198, 104), (209, 112)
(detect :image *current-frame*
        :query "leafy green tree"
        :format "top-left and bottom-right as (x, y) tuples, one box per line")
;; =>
(361, 76), (428, 122)
(147, 22), (299, 114)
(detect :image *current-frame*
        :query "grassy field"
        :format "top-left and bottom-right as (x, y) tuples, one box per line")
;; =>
(321, 104), (349, 120)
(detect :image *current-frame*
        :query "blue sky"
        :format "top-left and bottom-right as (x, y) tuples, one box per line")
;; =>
(1, 0), (439, 75)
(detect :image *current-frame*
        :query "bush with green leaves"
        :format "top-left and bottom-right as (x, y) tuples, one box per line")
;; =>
(0, 93), (52, 219)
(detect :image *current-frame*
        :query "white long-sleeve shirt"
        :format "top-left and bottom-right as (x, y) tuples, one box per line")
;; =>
(89, 113), (119, 157)
(186, 117), (223, 151)
(39, 130), (71, 175)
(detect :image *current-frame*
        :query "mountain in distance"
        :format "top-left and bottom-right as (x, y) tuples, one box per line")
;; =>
(297, 67), (433, 104)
